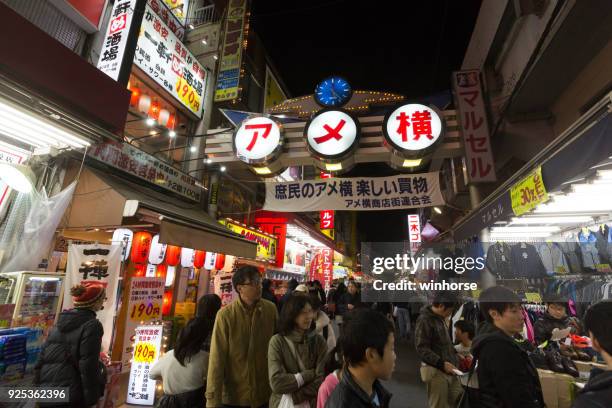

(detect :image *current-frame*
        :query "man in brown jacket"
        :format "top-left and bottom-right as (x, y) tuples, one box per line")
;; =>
(206, 266), (278, 408)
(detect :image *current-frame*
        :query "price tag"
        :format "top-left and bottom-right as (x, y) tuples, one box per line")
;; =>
(510, 166), (549, 216)
(525, 293), (542, 303)
(133, 341), (157, 364)
(176, 76), (202, 113)
(129, 302), (161, 322)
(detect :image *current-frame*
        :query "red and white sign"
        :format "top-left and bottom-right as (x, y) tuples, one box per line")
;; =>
(384, 104), (443, 152)
(96, 0), (138, 81)
(0, 142), (29, 208)
(214, 273), (236, 307)
(408, 214), (421, 253)
(148, 235), (167, 265)
(148, 0), (185, 39)
(453, 70), (496, 183)
(112, 228), (134, 261)
(320, 210), (335, 230)
(319, 172), (335, 230)
(234, 117), (282, 163)
(305, 110), (359, 158)
(320, 248), (333, 292)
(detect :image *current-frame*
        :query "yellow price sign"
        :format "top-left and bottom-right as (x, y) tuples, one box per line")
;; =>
(129, 302), (161, 322)
(175, 76), (202, 114)
(510, 166), (549, 216)
(525, 293), (542, 303)
(133, 341), (157, 364)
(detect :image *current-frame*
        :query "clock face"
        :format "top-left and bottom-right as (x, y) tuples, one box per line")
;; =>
(314, 77), (352, 107)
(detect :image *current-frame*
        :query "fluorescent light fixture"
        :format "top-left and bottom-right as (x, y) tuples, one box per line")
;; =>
(0, 98), (90, 149)
(189, 24), (195, 29)
(201, 39), (207, 45)
(220, 165), (226, 172)
(403, 158), (422, 167)
(168, 130), (176, 138)
(433, 206), (442, 214)
(491, 226), (560, 234)
(149, 130), (156, 135)
(206, 158), (213, 164)
(146, 118), (155, 126)
(190, 146), (197, 153)
(325, 163), (342, 171)
(490, 231), (553, 239)
(30, 277), (60, 282)
(0, 163), (35, 193)
(213, 55), (218, 60)
(254, 167), (272, 175)
(511, 216), (593, 224)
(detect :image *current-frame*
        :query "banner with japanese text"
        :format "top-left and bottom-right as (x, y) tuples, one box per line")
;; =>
(126, 325), (163, 405)
(65, 244), (122, 353)
(219, 220), (277, 262)
(135, 4), (206, 117)
(121, 277), (165, 372)
(89, 141), (201, 202)
(510, 166), (549, 216)
(263, 173), (444, 212)
(215, 0), (247, 101)
(214, 273), (236, 306)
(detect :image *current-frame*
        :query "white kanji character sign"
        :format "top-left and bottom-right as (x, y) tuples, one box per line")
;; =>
(234, 116), (282, 163)
(384, 103), (443, 152)
(305, 110), (359, 158)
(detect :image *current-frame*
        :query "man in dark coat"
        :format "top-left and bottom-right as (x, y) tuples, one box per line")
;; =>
(414, 291), (463, 408)
(473, 286), (545, 408)
(278, 278), (298, 312)
(572, 300), (612, 407)
(337, 281), (363, 315)
(325, 309), (394, 408)
(35, 281), (107, 407)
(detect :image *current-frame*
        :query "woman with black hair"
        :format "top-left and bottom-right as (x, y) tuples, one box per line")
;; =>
(268, 294), (328, 408)
(150, 294), (221, 408)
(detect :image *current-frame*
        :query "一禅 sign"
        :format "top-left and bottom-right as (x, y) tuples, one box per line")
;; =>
(263, 173), (444, 212)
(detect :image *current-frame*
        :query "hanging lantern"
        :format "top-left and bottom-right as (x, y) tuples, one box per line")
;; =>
(138, 94), (151, 114)
(130, 231), (152, 264)
(166, 113), (177, 129)
(158, 109), (170, 126)
(156, 263), (167, 279)
(148, 100), (161, 120)
(146, 263), (157, 277)
(165, 245), (181, 266)
(181, 247), (195, 268)
(134, 263), (147, 277)
(165, 265), (176, 286)
(214, 253), (226, 270)
(204, 252), (216, 269)
(129, 87), (141, 107)
(162, 290), (173, 315)
(111, 228), (133, 261)
(148, 235), (167, 265)
(193, 250), (206, 269)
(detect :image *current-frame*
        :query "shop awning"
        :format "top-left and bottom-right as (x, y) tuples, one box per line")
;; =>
(65, 168), (257, 258)
(453, 94), (611, 241)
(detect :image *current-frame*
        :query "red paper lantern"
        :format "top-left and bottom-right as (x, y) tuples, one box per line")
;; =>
(129, 87), (140, 107)
(130, 231), (152, 264)
(214, 253), (226, 270)
(194, 250), (206, 269)
(156, 263), (167, 279)
(165, 245), (181, 266)
(148, 100), (161, 120)
(133, 263), (146, 277)
(162, 290), (173, 315)
(166, 113), (176, 129)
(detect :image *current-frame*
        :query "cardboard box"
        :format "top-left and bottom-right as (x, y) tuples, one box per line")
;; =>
(555, 372), (574, 408)
(538, 369), (559, 408)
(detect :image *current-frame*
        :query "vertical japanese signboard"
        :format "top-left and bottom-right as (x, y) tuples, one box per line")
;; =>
(148, 0), (186, 39)
(215, 0), (247, 101)
(319, 172), (335, 232)
(510, 166), (549, 216)
(264, 67), (287, 110)
(97, 0), (139, 81)
(121, 277), (165, 372)
(65, 244), (122, 353)
(452, 70), (496, 183)
(161, 0), (189, 25)
(320, 248), (333, 292)
(135, 4), (206, 118)
(407, 214), (421, 254)
(126, 325), (163, 405)
(214, 273), (236, 306)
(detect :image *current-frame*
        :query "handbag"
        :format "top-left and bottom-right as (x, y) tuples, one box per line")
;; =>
(458, 356), (480, 408)
(281, 337), (311, 408)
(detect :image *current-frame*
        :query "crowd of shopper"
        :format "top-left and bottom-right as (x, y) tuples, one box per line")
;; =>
(34, 266), (612, 408)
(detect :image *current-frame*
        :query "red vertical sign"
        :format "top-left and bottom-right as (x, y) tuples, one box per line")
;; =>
(408, 214), (421, 254)
(321, 248), (333, 292)
(320, 172), (335, 230)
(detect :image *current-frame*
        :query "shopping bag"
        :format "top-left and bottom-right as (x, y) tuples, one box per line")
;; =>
(279, 394), (310, 408)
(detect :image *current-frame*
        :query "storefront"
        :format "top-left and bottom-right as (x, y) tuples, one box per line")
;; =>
(447, 93), (612, 407)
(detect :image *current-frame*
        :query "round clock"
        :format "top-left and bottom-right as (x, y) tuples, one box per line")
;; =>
(314, 76), (353, 107)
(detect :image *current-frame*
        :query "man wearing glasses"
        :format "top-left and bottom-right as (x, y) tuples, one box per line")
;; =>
(207, 266), (279, 408)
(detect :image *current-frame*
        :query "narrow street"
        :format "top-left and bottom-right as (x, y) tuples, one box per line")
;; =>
(384, 338), (428, 408)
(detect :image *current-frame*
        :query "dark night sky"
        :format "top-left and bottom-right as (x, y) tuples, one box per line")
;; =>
(251, 0), (482, 242)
